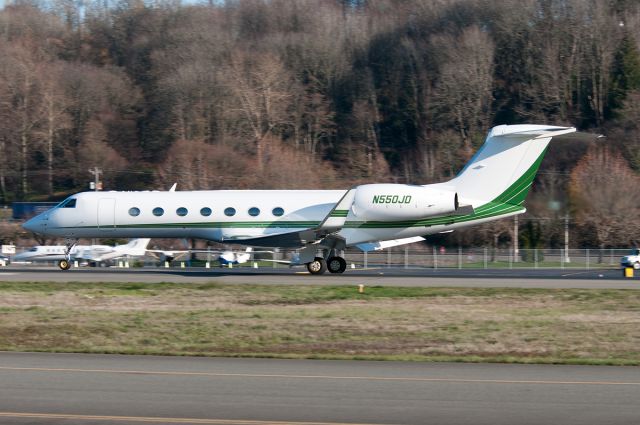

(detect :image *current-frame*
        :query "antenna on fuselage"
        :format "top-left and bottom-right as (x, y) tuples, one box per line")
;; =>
(169, 183), (177, 192)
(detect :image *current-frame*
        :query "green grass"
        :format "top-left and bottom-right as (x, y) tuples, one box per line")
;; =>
(0, 281), (639, 365)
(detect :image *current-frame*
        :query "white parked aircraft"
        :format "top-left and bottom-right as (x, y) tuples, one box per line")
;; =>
(215, 247), (253, 266)
(22, 124), (588, 274)
(13, 239), (150, 268)
(147, 246), (281, 267)
(210, 247), (290, 267)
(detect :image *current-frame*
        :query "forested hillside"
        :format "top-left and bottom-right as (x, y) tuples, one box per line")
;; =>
(2, 0), (640, 247)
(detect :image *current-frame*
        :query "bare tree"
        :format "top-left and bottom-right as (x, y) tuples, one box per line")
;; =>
(253, 136), (339, 189)
(293, 89), (335, 156)
(570, 147), (640, 248)
(34, 61), (71, 195)
(155, 139), (253, 190)
(336, 99), (391, 182)
(430, 25), (495, 153)
(580, 0), (623, 125)
(227, 52), (296, 170)
(0, 41), (43, 198)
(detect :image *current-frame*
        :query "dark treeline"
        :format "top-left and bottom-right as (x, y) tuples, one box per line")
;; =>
(2, 0), (640, 248)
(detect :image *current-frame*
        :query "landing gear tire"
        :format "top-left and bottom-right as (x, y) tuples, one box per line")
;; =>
(307, 257), (327, 275)
(327, 256), (347, 274)
(58, 259), (71, 271)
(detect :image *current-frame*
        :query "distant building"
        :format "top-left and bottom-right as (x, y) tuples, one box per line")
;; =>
(12, 202), (57, 220)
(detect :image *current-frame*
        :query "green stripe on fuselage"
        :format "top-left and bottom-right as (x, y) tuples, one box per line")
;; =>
(57, 152), (543, 233)
(330, 209), (349, 217)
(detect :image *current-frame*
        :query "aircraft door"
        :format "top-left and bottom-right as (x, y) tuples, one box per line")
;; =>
(98, 198), (116, 231)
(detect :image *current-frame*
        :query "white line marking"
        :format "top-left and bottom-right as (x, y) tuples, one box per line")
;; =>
(0, 412), (388, 425)
(0, 366), (638, 386)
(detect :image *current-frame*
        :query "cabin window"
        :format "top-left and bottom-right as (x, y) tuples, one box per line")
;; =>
(248, 207), (260, 217)
(272, 207), (284, 217)
(153, 207), (164, 217)
(224, 207), (236, 217)
(200, 207), (212, 217)
(59, 198), (77, 208)
(128, 207), (140, 217)
(176, 207), (188, 217)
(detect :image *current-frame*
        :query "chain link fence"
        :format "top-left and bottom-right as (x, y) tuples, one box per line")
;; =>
(5, 245), (634, 270)
(342, 247), (631, 270)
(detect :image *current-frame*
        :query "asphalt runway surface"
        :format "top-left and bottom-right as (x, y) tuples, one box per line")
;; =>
(1, 352), (639, 425)
(2, 265), (640, 288)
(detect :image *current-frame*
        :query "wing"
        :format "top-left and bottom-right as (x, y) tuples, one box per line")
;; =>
(234, 188), (357, 249)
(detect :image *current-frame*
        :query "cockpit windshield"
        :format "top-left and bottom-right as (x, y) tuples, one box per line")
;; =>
(28, 247), (38, 252)
(57, 198), (77, 208)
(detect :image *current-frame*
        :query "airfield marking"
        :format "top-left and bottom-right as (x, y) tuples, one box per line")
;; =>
(1, 366), (639, 387)
(0, 412), (389, 425)
(561, 271), (600, 277)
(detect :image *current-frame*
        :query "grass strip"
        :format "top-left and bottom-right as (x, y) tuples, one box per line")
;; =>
(0, 281), (639, 365)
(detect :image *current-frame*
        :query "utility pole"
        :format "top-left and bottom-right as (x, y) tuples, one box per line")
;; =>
(513, 215), (519, 262)
(88, 167), (102, 191)
(564, 213), (570, 263)
(88, 167), (102, 246)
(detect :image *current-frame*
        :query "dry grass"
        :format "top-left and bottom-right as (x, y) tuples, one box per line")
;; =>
(0, 282), (639, 364)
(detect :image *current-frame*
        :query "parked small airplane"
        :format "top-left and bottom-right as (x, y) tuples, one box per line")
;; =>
(147, 246), (279, 267)
(23, 124), (594, 273)
(217, 247), (253, 266)
(211, 247), (288, 267)
(13, 239), (150, 267)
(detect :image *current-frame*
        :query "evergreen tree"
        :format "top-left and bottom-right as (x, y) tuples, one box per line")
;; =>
(607, 33), (640, 119)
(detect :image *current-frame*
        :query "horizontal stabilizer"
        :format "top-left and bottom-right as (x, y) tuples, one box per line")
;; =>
(122, 238), (151, 256)
(356, 236), (425, 252)
(489, 125), (576, 139)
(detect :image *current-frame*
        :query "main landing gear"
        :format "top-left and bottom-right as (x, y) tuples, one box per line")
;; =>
(58, 238), (77, 271)
(327, 256), (347, 273)
(306, 255), (347, 275)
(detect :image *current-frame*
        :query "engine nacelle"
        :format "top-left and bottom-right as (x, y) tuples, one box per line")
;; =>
(351, 184), (458, 221)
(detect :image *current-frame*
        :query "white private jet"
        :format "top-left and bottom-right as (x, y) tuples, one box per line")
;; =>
(13, 239), (150, 267)
(22, 124), (590, 274)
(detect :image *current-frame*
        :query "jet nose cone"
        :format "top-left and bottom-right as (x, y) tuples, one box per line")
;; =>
(23, 216), (44, 233)
(22, 217), (37, 233)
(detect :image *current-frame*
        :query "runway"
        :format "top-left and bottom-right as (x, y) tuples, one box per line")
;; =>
(1, 265), (640, 288)
(1, 352), (639, 425)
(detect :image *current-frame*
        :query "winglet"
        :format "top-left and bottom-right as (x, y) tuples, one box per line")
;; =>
(317, 187), (356, 232)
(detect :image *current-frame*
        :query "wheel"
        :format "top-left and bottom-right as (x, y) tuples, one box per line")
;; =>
(327, 256), (347, 274)
(634, 262), (640, 270)
(306, 257), (327, 275)
(58, 259), (71, 271)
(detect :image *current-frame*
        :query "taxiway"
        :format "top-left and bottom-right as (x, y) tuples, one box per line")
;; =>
(1, 265), (639, 288)
(1, 352), (639, 425)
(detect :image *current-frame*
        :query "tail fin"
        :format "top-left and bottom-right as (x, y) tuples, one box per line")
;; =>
(450, 125), (576, 207)
(122, 238), (151, 256)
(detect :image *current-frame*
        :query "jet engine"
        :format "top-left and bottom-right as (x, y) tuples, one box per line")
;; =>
(351, 184), (459, 221)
